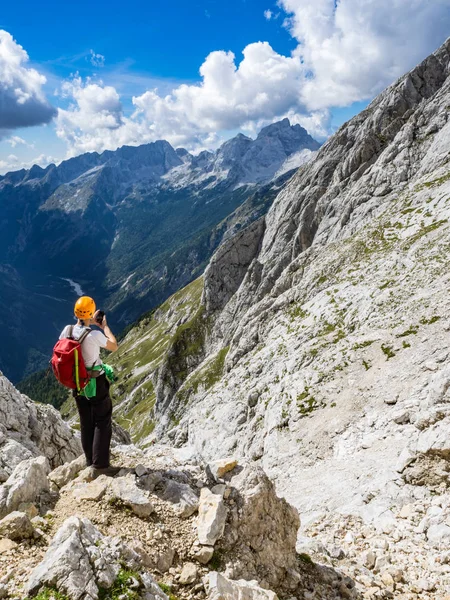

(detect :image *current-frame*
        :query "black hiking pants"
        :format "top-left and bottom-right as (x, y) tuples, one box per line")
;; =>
(75, 374), (112, 469)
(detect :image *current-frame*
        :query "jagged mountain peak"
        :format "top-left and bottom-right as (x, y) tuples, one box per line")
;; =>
(257, 116), (292, 136)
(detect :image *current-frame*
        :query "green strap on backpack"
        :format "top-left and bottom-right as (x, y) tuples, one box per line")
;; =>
(81, 363), (116, 398)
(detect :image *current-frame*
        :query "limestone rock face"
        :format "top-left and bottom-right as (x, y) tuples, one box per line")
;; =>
(26, 516), (167, 600)
(220, 465), (300, 591)
(202, 219), (265, 314)
(146, 39), (450, 544)
(0, 374), (81, 478)
(0, 456), (50, 518)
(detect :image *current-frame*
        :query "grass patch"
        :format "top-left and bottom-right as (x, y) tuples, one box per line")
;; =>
(159, 583), (178, 600)
(415, 171), (450, 191)
(332, 329), (346, 344)
(352, 340), (375, 350)
(26, 588), (69, 600)
(402, 220), (448, 250)
(163, 306), (210, 388)
(297, 389), (326, 415)
(98, 569), (142, 600)
(178, 346), (230, 405)
(115, 385), (156, 443)
(396, 326), (419, 337)
(381, 344), (396, 360)
(402, 341), (411, 349)
(420, 315), (441, 325)
(298, 552), (314, 565)
(289, 304), (308, 320)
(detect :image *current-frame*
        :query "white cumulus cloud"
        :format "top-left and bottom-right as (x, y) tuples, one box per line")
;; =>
(280, 0), (450, 109)
(264, 9), (273, 20)
(0, 30), (56, 136)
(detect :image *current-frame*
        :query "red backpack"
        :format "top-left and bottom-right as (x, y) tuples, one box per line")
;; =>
(51, 326), (91, 392)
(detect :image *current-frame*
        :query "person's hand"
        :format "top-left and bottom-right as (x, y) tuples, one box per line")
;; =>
(93, 310), (107, 329)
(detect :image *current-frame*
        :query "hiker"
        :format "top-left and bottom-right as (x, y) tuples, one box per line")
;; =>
(59, 296), (120, 477)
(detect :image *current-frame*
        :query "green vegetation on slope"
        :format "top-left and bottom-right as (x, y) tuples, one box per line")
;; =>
(109, 277), (205, 442)
(98, 569), (142, 600)
(25, 588), (69, 600)
(178, 346), (230, 404)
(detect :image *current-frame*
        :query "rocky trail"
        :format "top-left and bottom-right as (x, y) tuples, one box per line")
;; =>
(0, 441), (359, 600)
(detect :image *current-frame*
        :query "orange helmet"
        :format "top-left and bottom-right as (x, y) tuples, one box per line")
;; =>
(74, 296), (96, 319)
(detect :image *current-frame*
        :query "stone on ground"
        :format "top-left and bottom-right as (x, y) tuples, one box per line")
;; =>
(179, 562), (199, 585)
(208, 459), (238, 480)
(0, 511), (34, 540)
(72, 475), (111, 502)
(207, 572), (278, 600)
(220, 465), (300, 593)
(109, 475), (154, 517)
(155, 478), (199, 518)
(156, 548), (176, 573)
(48, 454), (86, 490)
(197, 487), (228, 545)
(0, 538), (17, 554)
(193, 545), (214, 564)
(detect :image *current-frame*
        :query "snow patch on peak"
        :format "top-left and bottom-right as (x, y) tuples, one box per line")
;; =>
(274, 149), (317, 179)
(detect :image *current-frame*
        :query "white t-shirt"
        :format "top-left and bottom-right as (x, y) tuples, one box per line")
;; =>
(60, 325), (108, 368)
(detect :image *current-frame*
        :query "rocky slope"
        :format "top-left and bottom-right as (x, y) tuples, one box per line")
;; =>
(0, 120), (318, 382)
(0, 373), (356, 600)
(0, 374), (81, 483)
(101, 38), (450, 598)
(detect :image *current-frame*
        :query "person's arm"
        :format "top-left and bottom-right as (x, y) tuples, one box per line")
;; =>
(95, 312), (118, 352)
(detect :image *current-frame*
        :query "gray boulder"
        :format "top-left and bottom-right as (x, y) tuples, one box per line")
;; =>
(26, 516), (168, 600)
(220, 464), (300, 592)
(0, 375), (81, 478)
(0, 456), (50, 518)
(197, 487), (228, 546)
(0, 511), (34, 540)
(48, 454), (86, 490)
(109, 476), (154, 517)
(207, 572), (278, 600)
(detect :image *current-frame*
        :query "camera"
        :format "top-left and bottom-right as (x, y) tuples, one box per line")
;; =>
(95, 310), (105, 325)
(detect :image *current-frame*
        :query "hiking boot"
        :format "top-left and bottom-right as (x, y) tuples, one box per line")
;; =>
(91, 465), (121, 479)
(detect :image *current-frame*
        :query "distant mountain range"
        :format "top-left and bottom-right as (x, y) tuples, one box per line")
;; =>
(0, 118), (319, 382)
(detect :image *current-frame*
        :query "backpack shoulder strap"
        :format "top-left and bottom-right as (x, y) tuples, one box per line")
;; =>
(67, 325), (74, 339)
(78, 327), (92, 345)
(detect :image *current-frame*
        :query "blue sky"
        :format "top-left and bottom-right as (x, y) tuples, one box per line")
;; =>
(0, 0), (449, 173)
